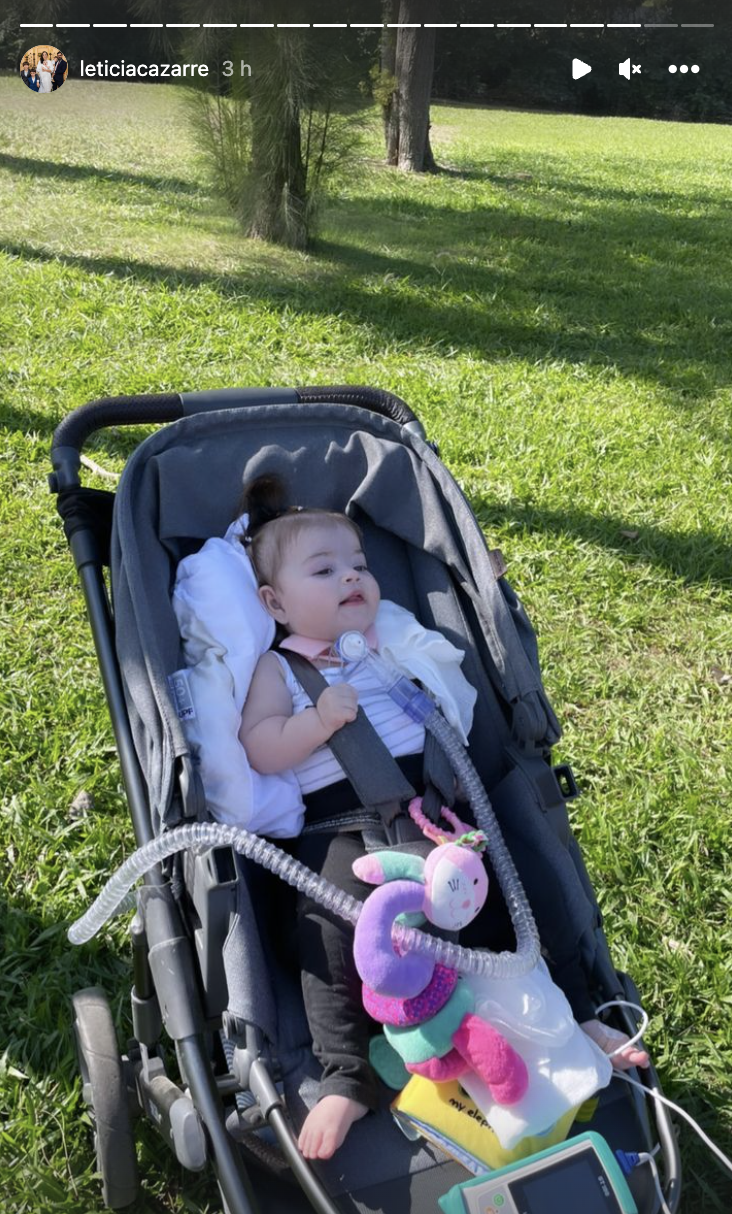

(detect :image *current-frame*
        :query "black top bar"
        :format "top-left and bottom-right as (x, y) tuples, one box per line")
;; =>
(180, 385), (419, 428)
(52, 393), (184, 455)
(179, 386), (300, 413)
(49, 385), (422, 492)
(296, 385), (418, 429)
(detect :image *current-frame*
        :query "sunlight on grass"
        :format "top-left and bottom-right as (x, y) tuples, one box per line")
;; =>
(1, 78), (731, 1213)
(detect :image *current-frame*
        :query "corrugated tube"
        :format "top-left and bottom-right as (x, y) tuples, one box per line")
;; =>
(69, 636), (541, 980)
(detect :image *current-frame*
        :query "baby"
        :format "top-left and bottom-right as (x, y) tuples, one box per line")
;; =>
(239, 476), (648, 1161)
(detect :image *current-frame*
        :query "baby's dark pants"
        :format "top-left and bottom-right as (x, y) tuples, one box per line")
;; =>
(293, 830), (407, 1109)
(291, 806), (516, 1112)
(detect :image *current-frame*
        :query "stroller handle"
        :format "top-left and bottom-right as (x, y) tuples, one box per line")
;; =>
(50, 386), (423, 490)
(295, 385), (421, 430)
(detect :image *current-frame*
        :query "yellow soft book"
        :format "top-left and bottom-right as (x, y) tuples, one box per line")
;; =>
(392, 1074), (577, 1172)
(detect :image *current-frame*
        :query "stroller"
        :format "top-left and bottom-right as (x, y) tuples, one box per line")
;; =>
(51, 386), (681, 1214)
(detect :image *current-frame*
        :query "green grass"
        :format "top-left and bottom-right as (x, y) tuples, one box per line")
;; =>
(1, 78), (732, 1212)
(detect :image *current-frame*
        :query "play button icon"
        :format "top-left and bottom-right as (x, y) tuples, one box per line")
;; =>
(572, 58), (592, 80)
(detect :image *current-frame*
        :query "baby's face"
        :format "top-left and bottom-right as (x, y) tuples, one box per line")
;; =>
(260, 522), (380, 643)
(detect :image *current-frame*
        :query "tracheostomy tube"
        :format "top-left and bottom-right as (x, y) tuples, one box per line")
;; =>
(69, 632), (541, 979)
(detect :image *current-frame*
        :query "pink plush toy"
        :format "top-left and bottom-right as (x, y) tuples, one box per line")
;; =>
(353, 800), (528, 1105)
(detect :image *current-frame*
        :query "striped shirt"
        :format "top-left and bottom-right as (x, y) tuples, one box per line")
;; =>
(274, 652), (424, 795)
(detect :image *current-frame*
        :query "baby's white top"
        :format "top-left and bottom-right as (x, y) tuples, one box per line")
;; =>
(275, 653), (425, 795)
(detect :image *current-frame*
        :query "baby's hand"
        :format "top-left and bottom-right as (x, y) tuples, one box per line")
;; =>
(316, 684), (358, 734)
(580, 1018), (650, 1071)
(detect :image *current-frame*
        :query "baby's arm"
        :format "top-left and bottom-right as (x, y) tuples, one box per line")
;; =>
(239, 651), (358, 774)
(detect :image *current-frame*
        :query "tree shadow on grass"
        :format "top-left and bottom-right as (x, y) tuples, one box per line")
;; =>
(3, 164), (732, 460)
(0, 396), (59, 440)
(319, 189), (730, 313)
(427, 141), (731, 214)
(0, 891), (219, 1213)
(523, 170), (732, 216)
(3, 216), (730, 423)
(470, 496), (732, 591)
(0, 150), (206, 198)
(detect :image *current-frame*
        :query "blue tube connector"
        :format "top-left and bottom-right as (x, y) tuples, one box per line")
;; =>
(334, 631), (434, 723)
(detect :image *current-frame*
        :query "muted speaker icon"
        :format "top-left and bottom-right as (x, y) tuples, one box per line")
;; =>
(619, 58), (641, 78)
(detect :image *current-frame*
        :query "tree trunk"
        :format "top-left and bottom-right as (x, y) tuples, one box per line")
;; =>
(391, 0), (439, 172)
(247, 83), (285, 242)
(246, 31), (308, 248)
(423, 126), (437, 173)
(381, 0), (399, 165)
(282, 98), (308, 250)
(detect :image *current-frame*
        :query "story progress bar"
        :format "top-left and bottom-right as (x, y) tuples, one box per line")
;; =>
(19, 22), (716, 30)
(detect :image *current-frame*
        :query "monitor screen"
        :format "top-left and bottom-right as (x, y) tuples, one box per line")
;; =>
(508, 1150), (623, 1214)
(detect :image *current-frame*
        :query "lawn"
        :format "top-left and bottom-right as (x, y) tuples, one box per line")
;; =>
(1, 76), (731, 1212)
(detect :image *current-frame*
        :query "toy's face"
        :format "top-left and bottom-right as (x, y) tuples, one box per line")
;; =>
(424, 847), (488, 931)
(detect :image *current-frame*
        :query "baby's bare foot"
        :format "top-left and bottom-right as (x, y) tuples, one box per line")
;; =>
(297, 1094), (368, 1160)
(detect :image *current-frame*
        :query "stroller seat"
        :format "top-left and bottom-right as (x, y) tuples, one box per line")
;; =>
(52, 386), (680, 1213)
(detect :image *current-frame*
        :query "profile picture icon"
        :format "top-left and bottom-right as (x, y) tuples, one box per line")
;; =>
(20, 45), (68, 94)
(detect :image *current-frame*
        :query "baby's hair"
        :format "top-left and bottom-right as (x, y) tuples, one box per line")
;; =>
(238, 473), (362, 587)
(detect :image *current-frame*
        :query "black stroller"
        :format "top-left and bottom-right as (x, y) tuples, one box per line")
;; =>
(50, 386), (681, 1214)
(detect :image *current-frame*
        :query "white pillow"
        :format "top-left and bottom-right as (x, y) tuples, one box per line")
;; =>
(171, 515), (305, 837)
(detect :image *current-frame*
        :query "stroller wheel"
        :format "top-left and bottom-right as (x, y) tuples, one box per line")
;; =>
(72, 987), (139, 1210)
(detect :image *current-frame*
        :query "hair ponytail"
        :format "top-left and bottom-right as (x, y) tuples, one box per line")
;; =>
(240, 474), (290, 542)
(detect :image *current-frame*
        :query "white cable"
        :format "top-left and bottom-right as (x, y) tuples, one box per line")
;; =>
(614, 1071), (732, 1178)
(594, 998), (649, 1057)
(598, 998), (732, 1191)
(637, 1152), (673, 1214)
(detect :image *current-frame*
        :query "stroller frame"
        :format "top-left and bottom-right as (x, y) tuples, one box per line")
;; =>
(51, 386), (681, 1214)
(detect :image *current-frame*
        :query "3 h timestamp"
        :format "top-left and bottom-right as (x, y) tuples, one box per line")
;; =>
(222, 61), (252, 77)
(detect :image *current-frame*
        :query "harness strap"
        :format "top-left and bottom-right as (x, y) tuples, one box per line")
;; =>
(422, 731), (455, 819)
(281, 651), (416, 825)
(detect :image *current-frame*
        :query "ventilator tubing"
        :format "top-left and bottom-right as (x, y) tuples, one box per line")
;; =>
(68, 813), (537, 979)
(67, 822), (362, 946)
(424, 709), (541, 976)
(348, 639), (542, 976)
(69, 645), (541, 978)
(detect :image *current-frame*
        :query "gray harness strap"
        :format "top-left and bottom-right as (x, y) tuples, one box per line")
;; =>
(281, 651), (416, 825)
(422, 731), (455, 818)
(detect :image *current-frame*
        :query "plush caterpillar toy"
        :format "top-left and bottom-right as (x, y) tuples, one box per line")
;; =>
(352, 800), (528, 1105)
